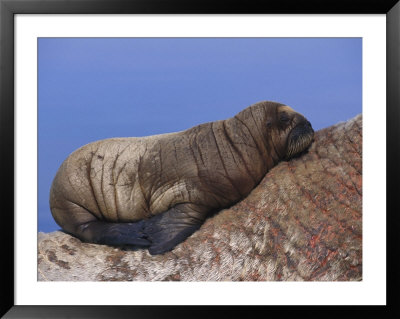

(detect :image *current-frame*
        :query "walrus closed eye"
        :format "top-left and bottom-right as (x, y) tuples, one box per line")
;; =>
(50, 101), (314, 255)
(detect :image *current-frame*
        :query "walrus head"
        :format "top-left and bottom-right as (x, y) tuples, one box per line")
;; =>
(234, 101), (314, 162)
(273, 104), (314, 159)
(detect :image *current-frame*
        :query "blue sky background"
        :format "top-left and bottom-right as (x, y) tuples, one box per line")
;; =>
(38, 38), (362, 233)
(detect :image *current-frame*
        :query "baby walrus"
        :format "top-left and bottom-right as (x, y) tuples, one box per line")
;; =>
(50, 101), (314, 255)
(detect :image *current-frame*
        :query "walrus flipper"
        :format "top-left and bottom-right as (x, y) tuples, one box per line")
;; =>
(85, 203), (208, 255)
(94, 221), (152, 247)
(141, 203), (208, 255)
(74, 220), (152, 247)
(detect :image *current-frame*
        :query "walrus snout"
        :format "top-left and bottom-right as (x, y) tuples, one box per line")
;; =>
(285, 119), (314, 159)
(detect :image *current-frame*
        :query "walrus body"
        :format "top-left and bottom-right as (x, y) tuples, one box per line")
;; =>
(50, 101), (314, 255)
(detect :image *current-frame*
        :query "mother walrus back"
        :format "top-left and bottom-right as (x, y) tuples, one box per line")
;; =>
(50, 101), (314, 255)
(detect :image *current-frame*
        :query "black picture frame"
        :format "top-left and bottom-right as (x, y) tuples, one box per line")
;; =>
(1, 0), (398, 318)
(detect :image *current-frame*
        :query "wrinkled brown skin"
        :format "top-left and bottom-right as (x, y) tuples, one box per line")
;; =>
(50, 101), (314, 255)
